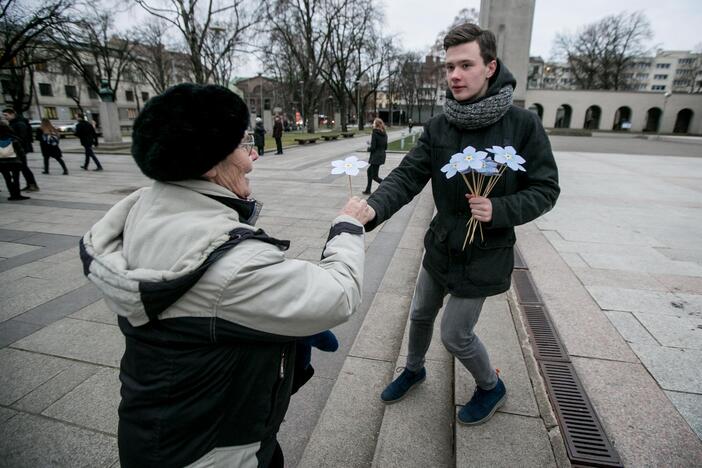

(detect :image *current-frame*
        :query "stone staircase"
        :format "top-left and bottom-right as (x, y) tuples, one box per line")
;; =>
(296, 187), (569, 467)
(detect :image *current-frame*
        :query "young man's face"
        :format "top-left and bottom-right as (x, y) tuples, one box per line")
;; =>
(445, 41), (497, 102)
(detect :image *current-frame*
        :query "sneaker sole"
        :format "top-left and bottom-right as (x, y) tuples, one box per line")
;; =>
(456, 394), (507, 426)
(380, 375), (426, 405)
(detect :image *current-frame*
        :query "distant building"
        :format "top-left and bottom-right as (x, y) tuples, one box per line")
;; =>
(528, 50), (702, 94)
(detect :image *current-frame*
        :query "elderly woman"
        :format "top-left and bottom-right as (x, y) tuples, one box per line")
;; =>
(79, 84), (373, 468)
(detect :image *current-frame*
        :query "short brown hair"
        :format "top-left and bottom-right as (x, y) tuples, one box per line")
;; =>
(443, 23), (497, 65)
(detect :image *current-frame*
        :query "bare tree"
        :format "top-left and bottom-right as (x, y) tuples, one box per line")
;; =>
(317, 0), (372, 132)
(51, 5), (136, 99)
(429, 7), (479, 58)
(0, 0), (73, 70)
(396, 52), (421, 123)
(134, 0), (259, 85)
(353, 34), (396, 130)
(132, 19), (180, 94)
(264, 0), (338, 133)
(1, 45), (38, 115)
(553, 11), (652, 90)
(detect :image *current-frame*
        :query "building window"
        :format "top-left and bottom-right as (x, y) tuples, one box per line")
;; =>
(38, 83), (53, 96)
(65, 85), (77, 98)
(127, 108), (138, 120)
(69, 107), (81, 119)
(656, 63), (671, 69)
(141, 91), (149, 102)
(651, 85), (666, 91)
(88, 87), (98, 99)
(673, 80), (690, 86)
(35, 62), (48, 72)
(653, 74), (668, 80)
(43, 106), (58, 119)
(125, 90), (134, 102)
(678, 58), (694, 65)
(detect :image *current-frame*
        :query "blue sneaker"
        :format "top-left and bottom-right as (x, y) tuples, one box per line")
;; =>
(457, 377), (507, 425)
(380, 367), (426, 404)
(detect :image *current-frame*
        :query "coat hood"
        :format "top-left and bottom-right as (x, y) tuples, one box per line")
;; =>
(79, 180), (261, 326)
(445, 58), (517, 105)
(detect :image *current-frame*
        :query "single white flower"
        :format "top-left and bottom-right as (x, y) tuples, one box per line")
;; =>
(331, 155), (368, 176)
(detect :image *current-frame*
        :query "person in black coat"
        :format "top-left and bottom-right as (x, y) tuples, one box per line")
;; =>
(75, 114), (102, 170)
(363, 118), (387, 194)
(0, 122), (30, 200)
(366, 23), (559, 426)
(36, 118), (69, 175)
(273, 115), (283, 155)
(2, 108), (39, 191)
(253, 117), (266, 156)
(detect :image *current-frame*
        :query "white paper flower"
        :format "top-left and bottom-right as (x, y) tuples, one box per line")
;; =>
(331, 155), (368, 176)
(486, 145), (526, 171)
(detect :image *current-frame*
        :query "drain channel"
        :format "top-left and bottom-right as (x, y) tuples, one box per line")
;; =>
(512, 251), (622, 467)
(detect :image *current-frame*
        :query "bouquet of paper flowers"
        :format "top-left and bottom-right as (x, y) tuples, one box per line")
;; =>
(441, 145), (526, 250)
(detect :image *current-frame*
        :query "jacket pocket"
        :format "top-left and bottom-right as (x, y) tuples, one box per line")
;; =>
(465, 228), (516, 287)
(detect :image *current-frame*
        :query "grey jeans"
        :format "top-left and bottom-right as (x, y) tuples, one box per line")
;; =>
(406, 267), (498, 390)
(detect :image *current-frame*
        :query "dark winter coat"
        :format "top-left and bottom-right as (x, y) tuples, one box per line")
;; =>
(75, 120), (98, 148)
(273, 119), (283, 139)
(9, 118), (33, 153)
(254, 122), (266, 147)
(365, 62), (560, 298)
(36, 128), (62, 158)
(369, 129), (387, 165)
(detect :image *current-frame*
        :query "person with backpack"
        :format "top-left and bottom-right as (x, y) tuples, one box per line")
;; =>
(2, 108), (39, 191)
(36, 118), (69, 175)
(0, 122), (30, 200)
(362, 118), (387, 195)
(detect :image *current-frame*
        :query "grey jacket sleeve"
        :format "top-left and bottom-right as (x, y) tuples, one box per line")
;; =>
(215, 215), (365, 337)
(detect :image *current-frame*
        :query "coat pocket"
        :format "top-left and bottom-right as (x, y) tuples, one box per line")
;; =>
(464, 228), (516, 287)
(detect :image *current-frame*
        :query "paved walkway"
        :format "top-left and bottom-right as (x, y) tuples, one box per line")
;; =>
(0, 132), (701, 466)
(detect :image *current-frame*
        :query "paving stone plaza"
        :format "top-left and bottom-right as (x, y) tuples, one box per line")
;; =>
(0, 132), (701, 466)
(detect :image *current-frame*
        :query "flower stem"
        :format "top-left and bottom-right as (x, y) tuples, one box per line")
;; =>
(348, 175), (353, 198)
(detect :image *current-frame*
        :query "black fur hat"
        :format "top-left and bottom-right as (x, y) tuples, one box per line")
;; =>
(131, 83), (249, 181)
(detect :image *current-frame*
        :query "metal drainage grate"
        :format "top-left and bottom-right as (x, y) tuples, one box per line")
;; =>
(521, 305), (569, 362)
(514, 246), (527, 269)
(512, 269), (542, 304)
(540, 361), (622, 467)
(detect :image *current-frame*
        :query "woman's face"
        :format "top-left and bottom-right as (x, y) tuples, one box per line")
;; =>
(203, 134), (259, 198)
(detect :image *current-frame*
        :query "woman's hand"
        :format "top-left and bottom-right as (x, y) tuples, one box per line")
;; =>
(340, 197), (375, 224)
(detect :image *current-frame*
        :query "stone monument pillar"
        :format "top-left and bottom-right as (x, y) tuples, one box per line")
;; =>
(479, 0), (535, 108)
(98, 80), (123, 144)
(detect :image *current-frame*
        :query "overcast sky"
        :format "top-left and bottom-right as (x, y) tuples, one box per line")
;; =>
(384, 0), (702, 59)
(118, 0), (701, 77)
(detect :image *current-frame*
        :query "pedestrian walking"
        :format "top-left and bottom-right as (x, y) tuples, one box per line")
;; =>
(0, 122), (29, 200)
(2, 108), (39, 191)
(273, 115), (283, 154)
(366, 23), (560, 426)
(75, 113), (102, 171)
(254, 117), (266, 156)
(363, 118), (387, 195)
(79, 83), (374, 468)
(36, 118), (69, 175)
(408, 118), (414, 133)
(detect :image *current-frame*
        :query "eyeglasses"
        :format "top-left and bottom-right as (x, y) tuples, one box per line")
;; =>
(239, 134), (255, 156)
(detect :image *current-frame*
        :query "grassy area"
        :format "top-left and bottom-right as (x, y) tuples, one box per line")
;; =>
(262, 128), (372, 150)
(387, 132), (421, 152)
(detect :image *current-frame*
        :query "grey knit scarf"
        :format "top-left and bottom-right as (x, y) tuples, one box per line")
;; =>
(443, 85), (514, 130)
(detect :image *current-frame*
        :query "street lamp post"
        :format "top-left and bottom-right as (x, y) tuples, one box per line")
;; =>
(258, 73), (263, 118)
(299, 80), (304, 130)
(660, 91), (672, 135)
(355, 79), (361, 131)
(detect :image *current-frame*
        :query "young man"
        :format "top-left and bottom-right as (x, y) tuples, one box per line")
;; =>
(2, 108), (39, 191)
(75, 113), (102, 171)
(365, 23), (560, 425)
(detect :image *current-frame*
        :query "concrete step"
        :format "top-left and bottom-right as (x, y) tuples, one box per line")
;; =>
(454, 293), (568, 467)
(297, 187), (434, 466)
